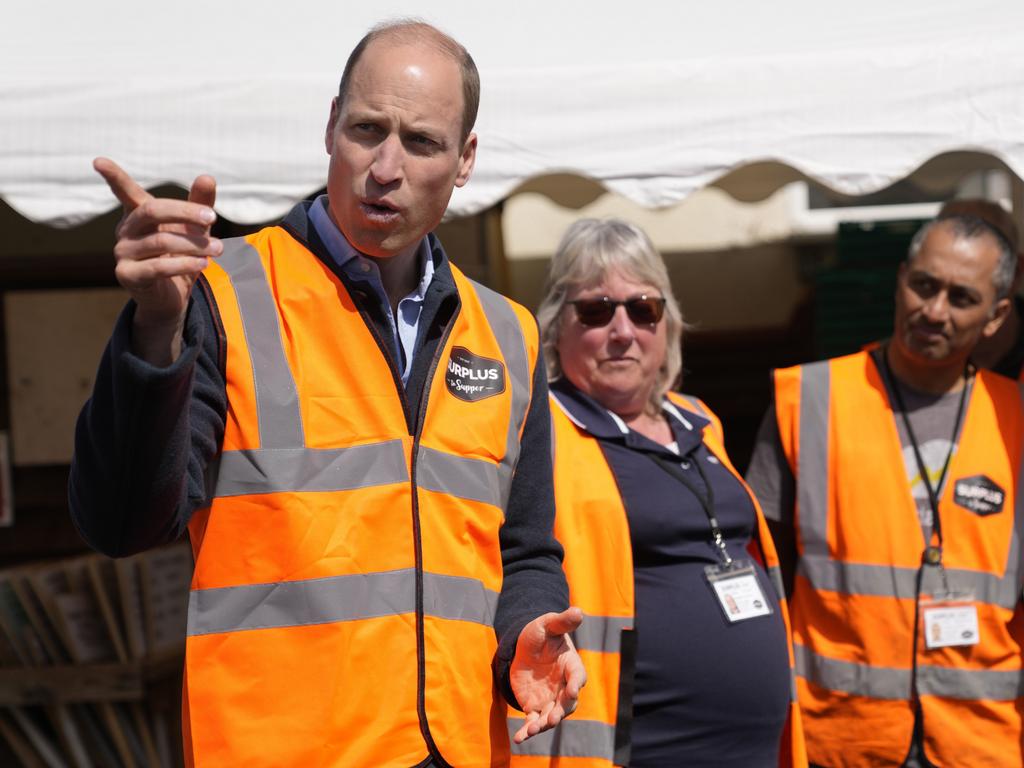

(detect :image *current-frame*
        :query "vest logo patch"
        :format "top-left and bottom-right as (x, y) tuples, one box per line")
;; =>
(953, 475), (1005, 516)
(446, 346), (505, 402)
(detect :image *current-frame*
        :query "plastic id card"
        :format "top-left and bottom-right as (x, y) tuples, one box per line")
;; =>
(704, 559), (774, 623)
(920, 593), (980, 649)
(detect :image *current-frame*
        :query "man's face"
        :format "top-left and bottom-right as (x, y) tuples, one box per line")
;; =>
(324, 40), (477, 260)
(892, 221), (1010, 369)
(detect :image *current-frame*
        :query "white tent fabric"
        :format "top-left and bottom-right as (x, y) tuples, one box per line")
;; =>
(3, 0), (1023, 227)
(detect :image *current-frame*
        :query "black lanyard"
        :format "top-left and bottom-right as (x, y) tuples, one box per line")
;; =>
(878, 348), (971, 566)
(644, 449), (735, 566)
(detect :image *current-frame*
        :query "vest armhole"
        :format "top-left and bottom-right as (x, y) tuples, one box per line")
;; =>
(195, 273), (227, 377)
(613, 627), (637, 767)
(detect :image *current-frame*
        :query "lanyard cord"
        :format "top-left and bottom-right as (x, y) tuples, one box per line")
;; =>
(878, 346), (972, 564)
(644, 449), (734, 566)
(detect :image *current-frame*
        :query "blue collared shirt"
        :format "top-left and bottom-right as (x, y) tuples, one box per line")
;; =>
(308, 195), (434, 385)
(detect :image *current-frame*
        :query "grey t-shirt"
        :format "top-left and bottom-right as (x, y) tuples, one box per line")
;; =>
(888, 381), (966, 541)
(746, 352), (966, 546)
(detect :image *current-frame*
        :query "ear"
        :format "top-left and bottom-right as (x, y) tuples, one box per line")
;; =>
(454, 132), (477, 188)
(983, 297), (1012, 338)
(325, 97), (340, 155)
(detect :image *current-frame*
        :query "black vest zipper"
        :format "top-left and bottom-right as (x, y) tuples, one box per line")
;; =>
(279, 217), (462, 765)
(410, 305), (460, 768)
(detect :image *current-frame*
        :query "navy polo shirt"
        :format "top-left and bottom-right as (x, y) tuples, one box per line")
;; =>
(551, 380), (791, 768)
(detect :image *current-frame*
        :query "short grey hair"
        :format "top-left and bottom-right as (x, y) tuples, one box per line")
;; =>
(908, 214), (1016, 301)
(536, 218), (685, 413)
(938, 198), (1019, 254)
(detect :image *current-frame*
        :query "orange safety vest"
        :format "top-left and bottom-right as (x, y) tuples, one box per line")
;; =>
(775, 350), (1024, 768)
(510, 391), (807, 768)
(184, 224), (539, 767)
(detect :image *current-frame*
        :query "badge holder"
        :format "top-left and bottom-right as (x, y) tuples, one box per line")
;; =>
(918, 548), (980, 650)
(920, 591), (979, 649)
(703, 525), (773, 623)
(705, 560), (774, 623)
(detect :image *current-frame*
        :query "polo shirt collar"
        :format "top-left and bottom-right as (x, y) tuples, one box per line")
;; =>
(550, 378), (709, 456)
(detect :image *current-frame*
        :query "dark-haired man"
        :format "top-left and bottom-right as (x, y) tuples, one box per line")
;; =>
(747, 215), (1024, 767)
(71, 20), (583, 767)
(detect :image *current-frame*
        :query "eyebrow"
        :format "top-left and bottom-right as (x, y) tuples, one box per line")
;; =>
(909, 270), (982, 298)
(345, 108), (451, 144)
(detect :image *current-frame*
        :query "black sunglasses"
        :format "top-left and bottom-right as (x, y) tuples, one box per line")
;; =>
(568, 295), (667, 327)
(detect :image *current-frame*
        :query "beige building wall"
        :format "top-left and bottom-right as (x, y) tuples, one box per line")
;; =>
(503, 186), (809, 330)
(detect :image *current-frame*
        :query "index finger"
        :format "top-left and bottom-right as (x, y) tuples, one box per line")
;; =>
(118, 197), (218, 238)
(94, 157), (151, 211)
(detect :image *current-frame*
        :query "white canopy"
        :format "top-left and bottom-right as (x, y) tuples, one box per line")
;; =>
(3, 0), (1023, 227)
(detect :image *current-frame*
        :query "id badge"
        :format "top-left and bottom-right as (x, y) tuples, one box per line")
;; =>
(920, 593), (980, 649)
(704, 559), (773, 623)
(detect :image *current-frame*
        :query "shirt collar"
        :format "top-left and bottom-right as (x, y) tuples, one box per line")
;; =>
(308, 194), (433, 296)
(550, 378), (709, 455)
(408, 241), (435, 303)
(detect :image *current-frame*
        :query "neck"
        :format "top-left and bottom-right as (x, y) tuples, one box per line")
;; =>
(622, 406), (672, 444)
(971, 300), (1019, 369)
(884, 344), (966, 395)
(371, 243), (421, 315)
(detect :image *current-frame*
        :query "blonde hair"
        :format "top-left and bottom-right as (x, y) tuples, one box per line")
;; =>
(536, 218), (685, 413)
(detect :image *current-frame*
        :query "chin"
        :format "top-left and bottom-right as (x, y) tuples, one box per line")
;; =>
(594, 383), (645, 407)
(906, 345), (957, 367)
(348, 230), (401, 258)
(897, 333), (944, 362)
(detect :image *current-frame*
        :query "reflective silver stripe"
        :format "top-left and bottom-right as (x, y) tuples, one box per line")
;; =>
(795, 361), (830, 557)
(421, 571), (500, 625)
(795, 644), (1024, 702)
(1005, 528), (1023, 594)
(788, 666), (800, 702)
(920, 560), (1019, 610)
(572, 614), (632, 653)
(917, 663), (1024, 701)
(187, 568), (498, 636)
(467, 279), (531, 510)
(799, 554), (917, 599)
(794, 643), (911, 700)
(800, 553), (1020, 609)
(767, 564), (785, 601)
(1012, 382), (1024, 591)
(416, 446), (501, 508)
(213, 440), (408, 497)
(507, 718), (615, 760)
(218, 238), (303, 448)
(678, 393), (708, 419)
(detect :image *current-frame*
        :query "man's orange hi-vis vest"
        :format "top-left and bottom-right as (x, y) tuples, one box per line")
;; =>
(775, 350), (1024, 768)
(184, 226), (539, 767)
(509, 391), (806, 768)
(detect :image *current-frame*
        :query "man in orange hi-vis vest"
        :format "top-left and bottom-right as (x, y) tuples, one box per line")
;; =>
(69, 20), (585, 768)
(747, 213), (1024, 768)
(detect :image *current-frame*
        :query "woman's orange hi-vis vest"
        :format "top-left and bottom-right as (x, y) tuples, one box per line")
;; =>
(184, 226), (539, 767)
(775, 350), (1024, 768)
(509, 392), (806, 768)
